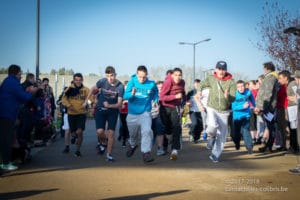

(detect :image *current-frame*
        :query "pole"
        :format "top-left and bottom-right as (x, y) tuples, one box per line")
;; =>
(36, 0), (40, 79)
(193, 44), (196, 82)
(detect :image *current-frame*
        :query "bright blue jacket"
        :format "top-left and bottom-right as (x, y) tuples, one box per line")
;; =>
(231, 89), (255, 120)
(123, 74), (158, 115)
(0, 75), (32, 120)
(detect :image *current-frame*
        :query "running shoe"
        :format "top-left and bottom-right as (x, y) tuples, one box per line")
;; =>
(74, 150), (82, 157)
(126, 145), (138, 157)
(170, 149), (178, 161)
(143, 152), (154, 163)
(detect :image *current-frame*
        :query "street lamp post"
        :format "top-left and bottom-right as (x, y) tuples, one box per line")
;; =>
(36, 0), (40, 79)
(179, 38), (211, 83)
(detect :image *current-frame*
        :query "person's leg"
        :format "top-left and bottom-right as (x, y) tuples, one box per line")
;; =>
(126, 114), (140, 157)
(140, 112), (153, 153)
(233, 119), (242, 150)
(205, 107), (218, 150)
(265, 120), (275, 152)
(159, 106), (172, 152)
(74, 114), (87, 156)
(120, 113), (129, 145)
(189, 112), (198, 142)
(61, 113), (71, 153)
(281, 109), (290, 149)
(0, 118), (17, 170)
(241, 119), (253, 153)
(250, 109), (257, 140)
(170, 107), (182, 150)
(194, 112), (203, 142)
(105, 110), (119, 161)
(211, 111), (229, 160)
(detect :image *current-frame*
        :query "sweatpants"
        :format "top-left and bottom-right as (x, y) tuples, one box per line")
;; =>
(126, 112), (153, 153)
(205, 107), (230, 159)
(159, 106), (182, 150)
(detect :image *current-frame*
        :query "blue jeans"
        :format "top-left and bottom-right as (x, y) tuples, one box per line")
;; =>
(233, 118), (252, 149)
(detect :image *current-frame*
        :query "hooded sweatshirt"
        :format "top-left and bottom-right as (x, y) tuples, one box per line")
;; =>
(159, 73), (186, 108)
(198, 72), (236, 112)
(61, 83), (90, 115)
(123, 74), (158, 115)
(232, 89), (256, 120)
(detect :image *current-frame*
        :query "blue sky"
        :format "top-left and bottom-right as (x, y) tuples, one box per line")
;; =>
(0, 0), (299, 80)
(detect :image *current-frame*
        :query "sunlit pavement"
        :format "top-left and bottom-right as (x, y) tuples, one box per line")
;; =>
(0, 119), (300, 200)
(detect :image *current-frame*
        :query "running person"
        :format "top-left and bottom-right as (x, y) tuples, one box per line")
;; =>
(62, 73), (90, 157)
(86, 66), (124, 162)
(197, 61), (236, 162)
(123, 65), (158, 163)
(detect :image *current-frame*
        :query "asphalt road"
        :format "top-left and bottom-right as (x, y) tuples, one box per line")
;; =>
(0, 119), (299, 200)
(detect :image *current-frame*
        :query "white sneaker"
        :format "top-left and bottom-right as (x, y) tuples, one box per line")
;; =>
(1, 163), (18, 171)
(170, 149), (178, 161)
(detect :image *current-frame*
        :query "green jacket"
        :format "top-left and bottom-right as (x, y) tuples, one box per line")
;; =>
(197, 72), (236, 112)
(256, 71), (278, 113)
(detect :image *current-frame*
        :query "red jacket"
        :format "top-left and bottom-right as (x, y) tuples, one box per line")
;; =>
(276, 85), (288, 109)
(159, 74), (186, 108)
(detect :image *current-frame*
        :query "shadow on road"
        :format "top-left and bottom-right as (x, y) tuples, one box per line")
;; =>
(101, 189), (190, 200)
(0, 188), (59, 200)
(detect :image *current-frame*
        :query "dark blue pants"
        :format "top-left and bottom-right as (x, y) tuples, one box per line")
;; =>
(189, 111), (203, 141)
(0, 118), (15, 165)
(233, 118), (252, 149)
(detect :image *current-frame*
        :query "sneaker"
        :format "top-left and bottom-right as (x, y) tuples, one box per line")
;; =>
(74, 150), (82, 157)
(170, 149), (178, 161)
(209, 154), (219, 163)
(1, 163), (18, 171)
(122, 141), (126, 148)
(289, 166), (300, 174)
(126, 145), (138, 157)
(276, 147), (288, 151)
(62, 146), (70, 154)
(143, 152), (154, 163)
(97, 143), (107, 155)
(71, 135), (77, 144)
(156, 148), (166, 156)
(247, 147), (253, 154)
(106, 154), (115, 162)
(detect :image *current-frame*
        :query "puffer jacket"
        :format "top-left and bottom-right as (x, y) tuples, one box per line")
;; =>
(197, 72), (236, 112)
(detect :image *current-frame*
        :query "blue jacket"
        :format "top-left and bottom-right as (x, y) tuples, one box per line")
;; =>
(123, 74), (158, 115)
(0, 75), (32, 120)
(231, 89), (255, 120)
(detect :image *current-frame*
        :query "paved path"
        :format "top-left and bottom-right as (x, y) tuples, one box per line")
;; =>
(0, 119), (299, 200)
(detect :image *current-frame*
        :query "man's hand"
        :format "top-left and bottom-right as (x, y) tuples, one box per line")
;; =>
(175, 93), (182, 99)
(103, 101), (110, 108)
(224, 89), (229, 99)
(68, 105), (76, 112)
(243, 102), (249, 109)
(132, 87), (136, 95)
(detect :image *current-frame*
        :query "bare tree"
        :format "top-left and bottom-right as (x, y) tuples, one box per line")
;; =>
(256, 2), (300, 72)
